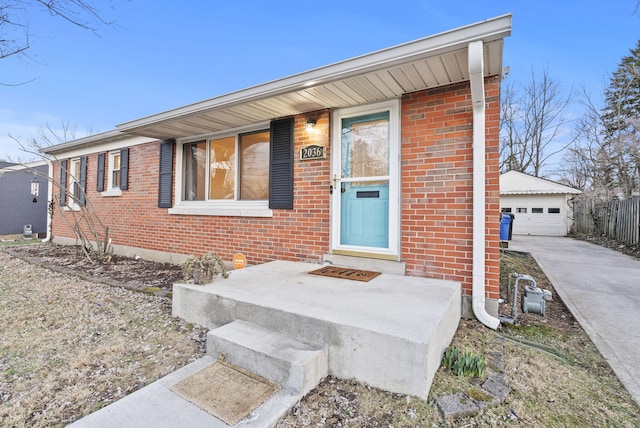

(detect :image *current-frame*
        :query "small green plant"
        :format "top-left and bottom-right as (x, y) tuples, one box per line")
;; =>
(181, 252), (229, 284)
(442, 346), (486, 378)
(442, 346), (459, 369)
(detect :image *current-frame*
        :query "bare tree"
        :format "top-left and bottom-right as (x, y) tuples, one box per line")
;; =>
(559, 90), (617, 201)
(562, 39), (640, 201)
(1, 0), (118, 60)
(10, 123), (113, 263)
(499, 81), (525, 172)
(500, 67), (575, 176)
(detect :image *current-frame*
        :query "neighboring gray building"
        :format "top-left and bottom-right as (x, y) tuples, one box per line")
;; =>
(0, 161), (49, 238)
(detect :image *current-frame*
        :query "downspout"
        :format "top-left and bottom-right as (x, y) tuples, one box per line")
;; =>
(468, 40), (500, 330)
(42, 159), (53, 243)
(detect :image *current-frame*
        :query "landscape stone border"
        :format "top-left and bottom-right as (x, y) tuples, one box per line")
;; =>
(435, 336), (510, 419)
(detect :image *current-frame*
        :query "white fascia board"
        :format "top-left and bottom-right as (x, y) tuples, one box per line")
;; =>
(0, 160), (48, 172)
(117, 14), (512, 132)
(41, 130), (157, 157)
(500, 189), (582, 195)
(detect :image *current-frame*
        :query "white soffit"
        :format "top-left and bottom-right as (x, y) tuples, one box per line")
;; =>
(116, 14), (512, 140)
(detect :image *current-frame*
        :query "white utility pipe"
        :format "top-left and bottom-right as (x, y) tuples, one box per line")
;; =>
(468, 40), (500, 330)
(42, 159), (53, 243)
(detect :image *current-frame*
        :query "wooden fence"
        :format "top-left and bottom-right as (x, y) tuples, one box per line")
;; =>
(573, 198), (640, 245)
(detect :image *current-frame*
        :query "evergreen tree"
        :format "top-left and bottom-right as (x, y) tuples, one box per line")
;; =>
(600, 41), (640, 198)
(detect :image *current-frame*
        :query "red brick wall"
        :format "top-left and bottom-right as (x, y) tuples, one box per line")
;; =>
(400, 77), (501, 299)
(52, 111), (332, 266)
(51, 79), (500, 298)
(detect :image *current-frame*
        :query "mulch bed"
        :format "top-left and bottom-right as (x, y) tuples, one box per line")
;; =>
(4, 243), (183, 296)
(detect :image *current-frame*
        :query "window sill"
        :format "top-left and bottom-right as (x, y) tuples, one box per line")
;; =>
(169, 203), (273, 217)
(62, 205), (81, 212)
(101, 189), (122, 197)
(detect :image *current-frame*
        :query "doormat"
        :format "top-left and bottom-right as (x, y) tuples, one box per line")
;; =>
(309, 266), (381, 282)
(170, 358), (279, 426)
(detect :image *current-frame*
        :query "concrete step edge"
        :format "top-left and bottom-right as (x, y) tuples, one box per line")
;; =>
(207, 319), (328, 395)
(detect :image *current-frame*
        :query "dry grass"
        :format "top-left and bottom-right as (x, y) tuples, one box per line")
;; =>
(0, 252), (205, 427)
(280, 251), (640, 427)
(278, 319), (640, 427)
(2, 244), (639, 427)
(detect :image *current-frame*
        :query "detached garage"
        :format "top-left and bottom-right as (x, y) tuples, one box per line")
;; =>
(500, 170), (581, 236)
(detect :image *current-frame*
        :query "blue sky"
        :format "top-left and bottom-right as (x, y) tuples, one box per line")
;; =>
(1, 1), (639, 162)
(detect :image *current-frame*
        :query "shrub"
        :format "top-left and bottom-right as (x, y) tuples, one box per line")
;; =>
(181, 252), (229, 284)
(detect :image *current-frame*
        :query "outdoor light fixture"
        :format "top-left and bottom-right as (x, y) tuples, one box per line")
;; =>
(31, 176), (39, 203)
(306, 118), (317, 131)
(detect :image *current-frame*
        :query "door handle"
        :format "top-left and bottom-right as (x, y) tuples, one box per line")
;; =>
(332, 174), (346, 193)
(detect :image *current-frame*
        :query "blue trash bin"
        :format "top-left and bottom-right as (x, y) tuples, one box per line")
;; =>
(500, 214), (511, 241)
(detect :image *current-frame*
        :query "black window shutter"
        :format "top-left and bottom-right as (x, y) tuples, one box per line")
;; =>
(120, 148), (129, 190)
(158, 140), (174, 208)
(79, 156), (87, 206)
(96, 153), (105, 192)
(269, 118), (294, 209)
(59, 159), (68, 206)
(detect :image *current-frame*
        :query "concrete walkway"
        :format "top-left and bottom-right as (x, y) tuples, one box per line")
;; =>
(508, 235), (640, 406)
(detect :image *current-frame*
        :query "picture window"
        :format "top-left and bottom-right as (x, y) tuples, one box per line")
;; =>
(182, 130), (270, 202)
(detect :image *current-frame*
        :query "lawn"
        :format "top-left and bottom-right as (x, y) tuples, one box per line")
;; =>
(1, 242), (639, 427)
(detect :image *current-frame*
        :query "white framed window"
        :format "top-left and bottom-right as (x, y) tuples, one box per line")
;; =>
(108, 151), (122, 190)
(99, 150), (124, 197)
(171, 125), (273, 217)
(68, 158), (83, 210)
(99, 148), (128, 197)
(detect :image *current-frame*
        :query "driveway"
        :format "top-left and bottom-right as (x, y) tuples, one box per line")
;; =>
(509, 235), (640, 406)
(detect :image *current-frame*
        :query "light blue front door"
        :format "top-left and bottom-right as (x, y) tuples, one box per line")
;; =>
(339, 112), (390, 248)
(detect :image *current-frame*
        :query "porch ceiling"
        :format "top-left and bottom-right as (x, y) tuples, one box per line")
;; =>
(116, 15), (511, 140)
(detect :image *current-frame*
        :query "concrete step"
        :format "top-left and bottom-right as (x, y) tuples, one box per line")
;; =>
(206, 320), (328, 396)
(175, 260), (462, 399)
(322, 253), (406, 275)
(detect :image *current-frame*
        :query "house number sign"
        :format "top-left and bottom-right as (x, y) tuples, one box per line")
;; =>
(300, 144), (326, 160)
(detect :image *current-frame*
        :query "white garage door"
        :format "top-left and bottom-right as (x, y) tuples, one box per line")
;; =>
(501, 194), (568, 236)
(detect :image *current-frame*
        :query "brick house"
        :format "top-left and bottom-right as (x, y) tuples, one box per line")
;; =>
(42, 15), (511, 327)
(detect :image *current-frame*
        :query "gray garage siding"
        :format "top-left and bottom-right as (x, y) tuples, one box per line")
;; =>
(0, 164), (49, 236)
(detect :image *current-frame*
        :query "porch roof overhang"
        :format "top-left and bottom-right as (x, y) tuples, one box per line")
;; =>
(115, 14), (511, 140)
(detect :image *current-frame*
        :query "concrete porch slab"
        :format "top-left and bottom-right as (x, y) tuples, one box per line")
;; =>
(173, 260), (461, 399)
